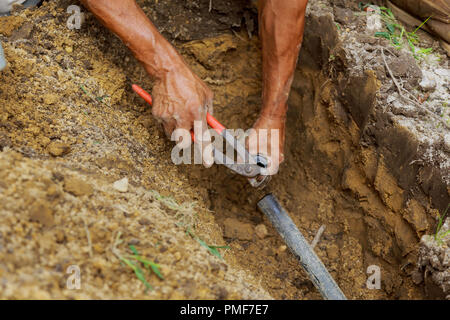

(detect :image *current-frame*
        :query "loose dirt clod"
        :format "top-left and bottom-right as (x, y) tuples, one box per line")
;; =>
(255, 224), (268, 239)
(417, 218), (450, 299)
(29, 201), (55, 227)
(64, 177), (94, 197)
(223, 218), (254, 241)
(47, 141), (71, 157)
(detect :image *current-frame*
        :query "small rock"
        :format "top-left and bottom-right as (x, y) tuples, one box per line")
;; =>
(29, 201), (54, 227)
(264, 247), (275, 256)
(386, 95), (397, 104)
(54, 230), (66, 243)
(276, 245), (287, 255)
(255, 224), (268, 239)
(10, 22), (33, 41)
(43, 94), (59, 105)
(107, 222), (119, 232)
(419, 77), (436, 91)
(113, 177), (128, 193)
(326, 244), (340, 260)
(40, 136), (51, 147)
(138, 218), (151, 226)
(223, 218), (254, 241)
(334, 7), (355, 25)
(47, 141), (70, 157)
(64, 177), (93, 196)
(215, 287), (229, 299)
(159, 246), (168, 253)
(411, 270), (423, 284)
(128, 239), (140, 246)
(444, 134), (450, 153)
(174, 252), (182, 261)
(93, 244), (105, 254)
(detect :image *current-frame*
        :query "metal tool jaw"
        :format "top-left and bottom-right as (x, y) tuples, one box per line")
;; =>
(0, 0), (42, 16)
(247, 154), (271, 188)
(213, 129), (270, 188)
(0, 42), (6, 71)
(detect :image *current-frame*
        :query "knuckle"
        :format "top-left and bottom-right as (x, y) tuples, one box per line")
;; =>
(206, 89), (214, 100)
(151, 108), (162, 118)
(189, 105), (204, 120)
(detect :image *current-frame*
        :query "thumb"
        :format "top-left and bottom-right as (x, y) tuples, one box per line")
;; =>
(194, 118), (214, 168)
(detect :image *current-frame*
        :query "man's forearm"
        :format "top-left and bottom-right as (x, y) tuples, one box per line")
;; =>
(259, 0), (308, 120)
(81, 0), (184, 79)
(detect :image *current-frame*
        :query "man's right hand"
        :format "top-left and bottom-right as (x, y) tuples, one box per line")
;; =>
(151, 62), (214, 167)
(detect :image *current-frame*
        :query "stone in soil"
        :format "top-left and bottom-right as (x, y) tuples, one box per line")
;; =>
(63, 177), (93, 197)
(47, 141), (70, 157)
(223, 218), (254, 241)
(29, 201), (54, 227)
(255, 224), (268, 239)
(113, 177), (129, 193)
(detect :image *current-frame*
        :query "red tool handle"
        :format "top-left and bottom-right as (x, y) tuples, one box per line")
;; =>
(132, 84), (226, 136)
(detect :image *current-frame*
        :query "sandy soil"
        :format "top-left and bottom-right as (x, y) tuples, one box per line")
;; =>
(0, 0), (448, 299)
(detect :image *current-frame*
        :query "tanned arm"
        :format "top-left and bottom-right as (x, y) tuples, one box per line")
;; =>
(80, 0), (214, 166)
(249, 0), (308, 174)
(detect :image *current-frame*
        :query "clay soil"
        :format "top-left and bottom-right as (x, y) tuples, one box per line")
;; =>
(0, 0), (448, 299)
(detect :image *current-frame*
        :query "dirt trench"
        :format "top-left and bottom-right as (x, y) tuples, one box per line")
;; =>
(0, 0), (448, 300)
(179, 2), (450, 300)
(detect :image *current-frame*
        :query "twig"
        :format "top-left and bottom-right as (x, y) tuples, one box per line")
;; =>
(380, 48), (446, 125)
(380, 48), (422, 107)
(231, 29), (245, 41)
(311, 225), (326, 249)
(209, 0), (212, 12)
(111, 230), (123, 259)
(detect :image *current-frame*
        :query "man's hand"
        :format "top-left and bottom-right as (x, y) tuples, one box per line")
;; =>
(247, 114), (285, 175)
(81, 0), (213, 167)
(151, 63), (214, 167)
(253, 0), (308, 175)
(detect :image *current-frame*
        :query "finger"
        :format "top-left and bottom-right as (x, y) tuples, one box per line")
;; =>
(193, 108), (213, 168)
(205, 94), (214, 115)
(260, 155), (280, 176)
(175, 119), (194, 146)
(245, 128), (259, 156)
(162, 120), (176, 138)
(201, 120), (214, 168)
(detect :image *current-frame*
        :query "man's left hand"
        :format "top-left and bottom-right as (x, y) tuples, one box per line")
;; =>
(247, 114), (285, 176)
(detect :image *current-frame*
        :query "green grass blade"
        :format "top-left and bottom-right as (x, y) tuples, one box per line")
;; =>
(132, 256), (164, 280)
(150, 264), (164, 280)
(375, 32), (391, 40)
(435, 204), (450, 240)
(129, 245), (139, 256)
(412, 16), (432, 35)
(128, 245), (164, 280)
(387, 23), (396, 34)
(120, 257), (153, 291)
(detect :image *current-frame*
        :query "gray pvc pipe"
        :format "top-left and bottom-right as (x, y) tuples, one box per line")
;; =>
(257, 194), (347, 300)
(0, 0), (42, 16)
(0, 42), (6, 71)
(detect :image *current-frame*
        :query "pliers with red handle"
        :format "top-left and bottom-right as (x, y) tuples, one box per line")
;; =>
(132, 84), (269, 187)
